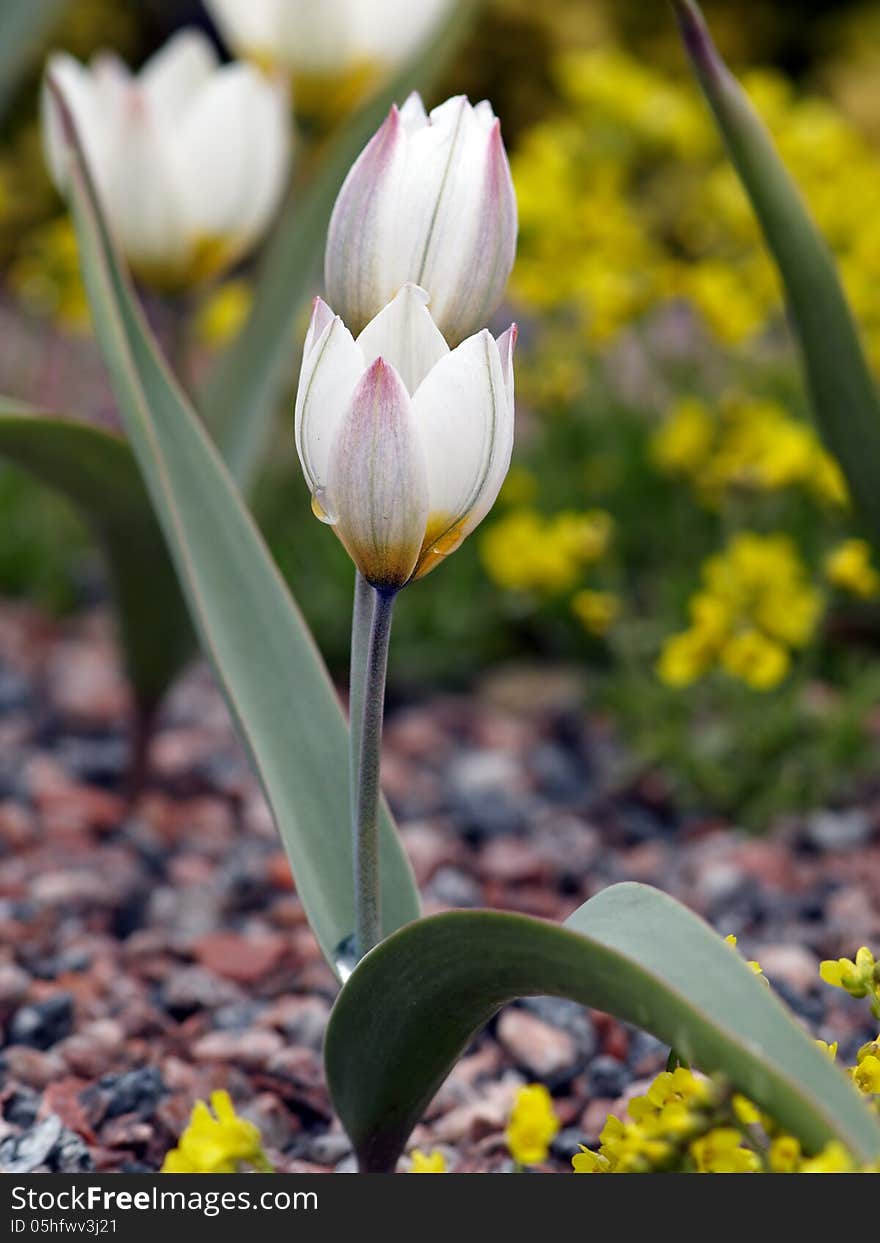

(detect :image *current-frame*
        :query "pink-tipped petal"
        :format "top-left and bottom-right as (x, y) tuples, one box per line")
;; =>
(328, 358), (429, 591)
(324, 105), (405, 335)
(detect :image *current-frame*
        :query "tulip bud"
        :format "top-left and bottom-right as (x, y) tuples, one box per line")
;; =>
(295, 285), (516, 592)
(42, 31), (290, 291)
(205, 0), (456, 85)
(325, 94), (517, 343)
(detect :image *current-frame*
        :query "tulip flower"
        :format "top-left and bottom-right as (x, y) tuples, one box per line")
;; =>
(43, 31), (290, 290)
(205, 0), (455, 85)
(325, 93), (517, 343)
(295, 284), (516, 594)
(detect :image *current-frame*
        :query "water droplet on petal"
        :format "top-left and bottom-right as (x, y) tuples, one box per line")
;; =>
(311, 488), (338, 525)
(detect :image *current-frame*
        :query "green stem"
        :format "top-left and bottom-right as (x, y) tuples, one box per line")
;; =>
(351, 584), (395, 960)
(349, 570), (372, 817)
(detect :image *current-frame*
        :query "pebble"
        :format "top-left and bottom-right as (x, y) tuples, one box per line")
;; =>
(9, 994), (74, 1049)
(587, 1055), (631, 1100)
(0, 1114), (92, 1173)
(497, 1008), (582, 1086)
(0, 962), (30, 1010)
(192, 1029), (283, 1069)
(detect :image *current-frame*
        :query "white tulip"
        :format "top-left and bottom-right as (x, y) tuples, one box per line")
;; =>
(325, 93), (517, 344)
(295, 284), (516, 592)
(205, 0), (456, 80)
(43, 30), (291, 289)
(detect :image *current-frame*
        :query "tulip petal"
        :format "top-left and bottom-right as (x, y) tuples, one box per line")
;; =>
(356, 284), (448, 395)
(175, 64), (290, 256)
(204, 0), (283, 60)
(328, 359), (429, 592)
(412, 327), (515, 571)
(140, 30), (218, 122)
(324, 104), (407, 335)
(398, 90), (429, 132)
(102, 89), (188, 280)
(295, 301), (364, 496)
(388, 97), (517, 342)
(43, 55), (111, 198)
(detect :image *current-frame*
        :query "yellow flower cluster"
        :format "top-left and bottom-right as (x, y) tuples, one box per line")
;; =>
(161, 1090), (271, 1174)
(825, 539), (880, 599)
(409, 1148), (447, 1173)
(572, 1067), (736, 1173)
(480, 506), (617, 635)
(821, 946), (880, 1021)
(851, 1036), (880, 1097)
(574, 943), (880, 1175)
(652, 396), (848, 509)
(573, 1064), (875, 1175)
(657, 533), (822, 691)
(512, 46), (880, 368)
(506, 1083), (560, 1167)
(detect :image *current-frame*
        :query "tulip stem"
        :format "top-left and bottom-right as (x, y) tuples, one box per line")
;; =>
(351, 583), (394, 960)
(349, 571), (372, 842)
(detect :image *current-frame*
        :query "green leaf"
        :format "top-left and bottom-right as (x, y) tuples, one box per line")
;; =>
(326, 882), (880, 1171)
(50, 82), (420, 973)
(201, 0), (480, 486)
(0, 0), (66, 120)
(0, 398), (191, 712)
(672, 0), (880, 549)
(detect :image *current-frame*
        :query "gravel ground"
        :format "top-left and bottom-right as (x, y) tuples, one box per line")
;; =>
(0, 603), (877, 1173)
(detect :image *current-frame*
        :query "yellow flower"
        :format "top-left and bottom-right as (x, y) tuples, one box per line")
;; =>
(825, 539), (880, 599)
(652, 398), (715, 475)
(799, 1141), (856, 1174)
(720, 630), (789, 691)
(690, 1128), (760, 1174)
(161, 1091), (270, 1174)
(852, 1055), (880, 1095)
(571, 589), (619, 636)
(769, 1135), (803, 1173)
(195, 279), (253, 348)
(506, 1084), (560, 1167)
(656, 628), (715, 687)
(409, 1149), (447, 1173)
(572, 1145), (613, 1174)
(820, 946), (876, 997)
(815, 1039), (838, 1061)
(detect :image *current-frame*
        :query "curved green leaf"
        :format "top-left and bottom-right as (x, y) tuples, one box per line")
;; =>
(50, 81), (420, 973)
(0, 0), (66, 120)
(326, 882), (880, 1171)
(672, 0), (880, 549)
(0, 398), (191, 711)
(201, 0), (480, 485)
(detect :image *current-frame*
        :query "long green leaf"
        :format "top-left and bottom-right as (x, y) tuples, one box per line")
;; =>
(201, 0), (480, 485)
(0, 0), (66, 121)
(672, 0), (880, 548)
(0, 398), (190, 711)
(50, 82), (420, 972)
(326, 882), (880, 1171)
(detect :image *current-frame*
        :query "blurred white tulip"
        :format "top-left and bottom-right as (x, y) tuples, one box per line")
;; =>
(295, 284), (516, 592)
(205, 0), (455, 82)
(325, 93), (517, 343)
(43, 30), (291, 290)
